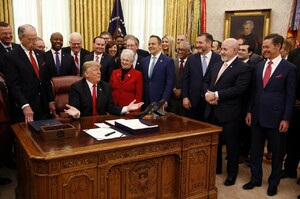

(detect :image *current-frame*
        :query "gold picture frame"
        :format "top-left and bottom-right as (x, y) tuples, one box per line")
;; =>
(224, 9), (271, 54)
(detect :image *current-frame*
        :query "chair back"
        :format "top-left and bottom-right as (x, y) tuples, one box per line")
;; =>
(51, 75), (82, 115)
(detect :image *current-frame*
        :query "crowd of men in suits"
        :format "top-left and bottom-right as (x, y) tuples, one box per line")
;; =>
(0, 21), (299, 198)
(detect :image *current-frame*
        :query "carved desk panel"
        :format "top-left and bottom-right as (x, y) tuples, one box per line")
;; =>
(12, 114), (221, 199)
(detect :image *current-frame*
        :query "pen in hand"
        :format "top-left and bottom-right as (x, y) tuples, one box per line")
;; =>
(105, 131), (116, 137)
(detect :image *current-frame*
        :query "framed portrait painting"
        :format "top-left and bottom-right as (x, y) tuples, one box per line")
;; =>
(224, 9), (271, 54)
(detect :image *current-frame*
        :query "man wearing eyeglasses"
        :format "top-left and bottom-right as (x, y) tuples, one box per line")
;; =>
(62, 32), (90, 76)
(0, 21), (19, 74)
(3, 24), (55, 123)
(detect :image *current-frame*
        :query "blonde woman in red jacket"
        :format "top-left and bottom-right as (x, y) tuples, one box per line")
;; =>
(110, 49), (143, 111)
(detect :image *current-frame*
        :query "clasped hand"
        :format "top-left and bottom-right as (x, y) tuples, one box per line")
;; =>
(205, 90), (218, 105)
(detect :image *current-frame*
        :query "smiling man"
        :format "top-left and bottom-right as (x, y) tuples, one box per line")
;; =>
(243, 33), (297, 197)
(44, 32), (76, 77)
(64, 61), (143, 117)
(140, 35), (175, 109)
(84, 36), (115, 82)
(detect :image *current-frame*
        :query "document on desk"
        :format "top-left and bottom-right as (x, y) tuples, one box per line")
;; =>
(105, 119), (126, 126)
(116, 119), (158, 129)
(84, 127), (124, 140)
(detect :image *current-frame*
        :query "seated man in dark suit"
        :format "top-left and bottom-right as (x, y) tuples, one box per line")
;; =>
(44, 32), (77, 77)
(62, 32), (90, 76)
(64, 61), (143, 117)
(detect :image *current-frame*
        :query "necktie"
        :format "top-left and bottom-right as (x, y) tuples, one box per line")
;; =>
(74, 53), (79, 75)
(263, 61), (272, 88)
(29, 51), (40, 79)
(6, 47), (12, 52)
(55, 51), (60, 74)
(202, 55), (208, 76)
(95, 55), (99, 63)
(179, 59), (184, 76)
(92, 84), (97, 116)
(215, 62), (228, 84)
(148, 57), (156, 78)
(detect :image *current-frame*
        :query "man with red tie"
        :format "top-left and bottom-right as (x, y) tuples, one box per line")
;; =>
(64, 61), (143, 117)
(3, 24), (55, 123)
(243, 33), (297, 196)
(62, 32), (90, 76)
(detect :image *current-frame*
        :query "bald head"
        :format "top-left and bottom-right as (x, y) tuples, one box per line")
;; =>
(50, 32), (63, 51)
(221, 38), (239, 62)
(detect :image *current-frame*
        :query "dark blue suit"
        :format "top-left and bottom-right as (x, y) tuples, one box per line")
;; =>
(182, 51), (221, 120)
(248, 58), (297, 187)
(203, 57), (252, 177)
(141, 53), (175, 107)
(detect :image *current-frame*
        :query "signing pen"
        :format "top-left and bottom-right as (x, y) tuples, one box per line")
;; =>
(105, 131), (116, 137)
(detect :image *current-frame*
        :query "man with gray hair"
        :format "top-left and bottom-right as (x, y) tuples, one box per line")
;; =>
(3, 24), (55, 123)
(62, 32), (90, 76)
(169, 41), (190, 116)
(203, 38), (252, 185)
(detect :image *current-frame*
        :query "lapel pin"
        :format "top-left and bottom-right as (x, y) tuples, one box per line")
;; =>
(160, 60), (163, 63)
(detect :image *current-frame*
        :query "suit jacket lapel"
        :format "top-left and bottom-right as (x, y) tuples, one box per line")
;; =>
(212, 62), (223, 85)
(265, 60), (285, 88)
(18, 48), (40, 78)
(152, 54), (164, 77)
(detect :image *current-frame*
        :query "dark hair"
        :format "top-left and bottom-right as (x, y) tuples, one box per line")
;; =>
(237, 35), (255, 53)
(93, 36), (104, 43)
(100, 31), (112, 38)
(198, 33), (214, 44)
(149, 35), (162, 44)
(213, 40), (222, 49)
(0, 21), (9, 27)
(264, 33), (284, 48)
(105, 40), (120, 58)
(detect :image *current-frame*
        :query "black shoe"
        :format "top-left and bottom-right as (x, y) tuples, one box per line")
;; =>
(243, 181), (262, 190)
(267, 185), (277, 196)
(224, 176), (236, 186)
(0, 177), (11, 185)
(281, 170), (297, 179)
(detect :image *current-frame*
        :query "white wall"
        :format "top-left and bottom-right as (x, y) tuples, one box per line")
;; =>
(206, 0), (293, 42)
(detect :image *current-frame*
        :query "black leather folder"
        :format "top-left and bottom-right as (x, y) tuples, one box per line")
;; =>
(28, 119), (63, 132)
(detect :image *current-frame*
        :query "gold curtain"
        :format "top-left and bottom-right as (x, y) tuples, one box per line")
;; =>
(71, 0), (114, 51)
(164, 0), (201, 46)
(0, 0), (14, 34)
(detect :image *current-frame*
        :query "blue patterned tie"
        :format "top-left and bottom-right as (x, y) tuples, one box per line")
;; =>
(148, 57), (157, 78)
(202, 55), (207, 76)
(55, 51), (60, 74)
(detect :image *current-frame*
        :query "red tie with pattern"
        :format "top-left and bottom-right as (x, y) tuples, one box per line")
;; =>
(92, 84), (97, 116)
(29, 51), (40, 79)
(179, 59), (184, 76)
(74, 53), (79, 75)
(263, 61), (272, 88)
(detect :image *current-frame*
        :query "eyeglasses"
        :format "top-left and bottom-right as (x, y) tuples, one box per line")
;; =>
(70, 42), (81, 46)
(177, 48), (187, 52)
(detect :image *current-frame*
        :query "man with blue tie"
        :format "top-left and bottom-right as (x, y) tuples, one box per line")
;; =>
(141, 35), (175, 109)
(44, 32), (77, 77)
(243, 33), (297, 196)
(182, 33), (221, 120)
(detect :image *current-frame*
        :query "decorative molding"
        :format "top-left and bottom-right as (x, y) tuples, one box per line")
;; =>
(61, 155), (97, 169)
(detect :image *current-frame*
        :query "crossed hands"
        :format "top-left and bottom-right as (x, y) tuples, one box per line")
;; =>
(205, 90), (218, 105)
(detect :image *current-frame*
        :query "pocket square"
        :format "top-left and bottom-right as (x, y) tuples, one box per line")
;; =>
(276, 74), (284, 78)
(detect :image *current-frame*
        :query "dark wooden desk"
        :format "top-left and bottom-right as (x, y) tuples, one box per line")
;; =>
(12, 114), (221, 199)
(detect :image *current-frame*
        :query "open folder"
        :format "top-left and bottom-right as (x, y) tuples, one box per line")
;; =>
(115, 119), (159, 135)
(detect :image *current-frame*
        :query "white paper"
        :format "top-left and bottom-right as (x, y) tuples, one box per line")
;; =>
(105, 119), (126, 126)
(94, 123), (110, 128)
(84, 128), (125, 140)
(116, 119), (158, 130)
